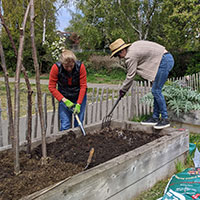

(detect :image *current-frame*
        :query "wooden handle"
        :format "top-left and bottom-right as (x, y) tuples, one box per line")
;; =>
(74, 114), (86, 136)
(87, 148), (94, 164)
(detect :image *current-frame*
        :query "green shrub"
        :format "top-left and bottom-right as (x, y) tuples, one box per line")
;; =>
(86, 65), (126, 83)
(88, 55), (121, 70)
(140, 81), (200, 117)
(170, 51), (200, 78)
(75, 50), (108, 63)
(186, 52), (200, 75)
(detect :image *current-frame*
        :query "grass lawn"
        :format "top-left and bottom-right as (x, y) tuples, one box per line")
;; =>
(0, 81), (120, 119)
(0, 67), (126, 84)
(0, 67), (127, 119)
(0, 82), (52, 119)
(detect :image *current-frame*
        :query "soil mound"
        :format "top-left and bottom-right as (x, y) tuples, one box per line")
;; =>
(0, 127), (162, 200)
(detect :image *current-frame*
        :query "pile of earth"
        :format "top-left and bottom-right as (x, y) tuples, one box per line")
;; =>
(0, 127), (162, 200)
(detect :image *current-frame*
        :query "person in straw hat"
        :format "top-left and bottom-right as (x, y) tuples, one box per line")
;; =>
(109, 38), (174, 129)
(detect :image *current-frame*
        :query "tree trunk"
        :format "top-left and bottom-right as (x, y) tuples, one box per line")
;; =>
(30, 0), (47, 164)
(0, 40), (14, 148)
(13, 1), (30, 175)
(0, 6), (33, 153)
(42, 12), (46, 44)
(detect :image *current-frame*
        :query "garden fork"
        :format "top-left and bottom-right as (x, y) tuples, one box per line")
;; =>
(101, 96), (122, 129)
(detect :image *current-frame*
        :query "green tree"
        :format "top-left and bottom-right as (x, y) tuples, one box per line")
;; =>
(154, 0), (200, 51)
(67, 0), (199, 53)
(1, 0), (58, 72)
(67, 0), (164, 49)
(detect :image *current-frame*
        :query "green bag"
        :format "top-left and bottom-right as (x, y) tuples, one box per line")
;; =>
(160, 189), (186, 200)
(160, 168), (200, 200)
(189, 143), (196, 155)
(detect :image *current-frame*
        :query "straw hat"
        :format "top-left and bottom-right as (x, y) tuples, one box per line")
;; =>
(109, 38), (131, 58)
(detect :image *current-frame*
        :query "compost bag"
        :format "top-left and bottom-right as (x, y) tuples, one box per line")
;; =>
(160, 168), (200, 200)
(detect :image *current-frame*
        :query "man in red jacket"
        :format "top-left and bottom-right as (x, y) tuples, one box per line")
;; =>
(49, 49), (87, 131)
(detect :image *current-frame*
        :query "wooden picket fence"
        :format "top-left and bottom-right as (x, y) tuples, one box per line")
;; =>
(0, 72), (199, 149)
(168, 73), (200, 90)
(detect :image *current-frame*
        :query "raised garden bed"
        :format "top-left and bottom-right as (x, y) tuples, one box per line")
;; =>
(0, 120), (189, 200)
(169, 110), (200, 133)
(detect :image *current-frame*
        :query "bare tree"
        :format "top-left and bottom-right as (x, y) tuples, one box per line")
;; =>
(41, 0), (69, 43)
(13, 1), (31, 175)
(0, 6), (33, 154)
(117, 0), (160, 40)
(0, 40), (14, 149)
(30, 0), (47, 164)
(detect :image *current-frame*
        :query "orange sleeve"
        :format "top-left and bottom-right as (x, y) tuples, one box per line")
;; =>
(77, 63), (87, 104)
(48, 64), (64, 101)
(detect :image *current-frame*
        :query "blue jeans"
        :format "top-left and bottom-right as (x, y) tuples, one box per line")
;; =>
(59, 94), (87, 131)
(152, 53), (174, 119)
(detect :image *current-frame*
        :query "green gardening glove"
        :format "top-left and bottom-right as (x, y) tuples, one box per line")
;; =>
(73, 104), (81, 114)
(64, 99), (74, 109)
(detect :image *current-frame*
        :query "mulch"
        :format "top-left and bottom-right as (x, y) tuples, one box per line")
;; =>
(0, 127), (162, 200)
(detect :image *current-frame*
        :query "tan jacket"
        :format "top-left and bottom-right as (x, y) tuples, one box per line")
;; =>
(121, 40), (167, 92)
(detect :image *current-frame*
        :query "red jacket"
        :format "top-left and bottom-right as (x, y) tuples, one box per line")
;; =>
(48, 62), (87, 104)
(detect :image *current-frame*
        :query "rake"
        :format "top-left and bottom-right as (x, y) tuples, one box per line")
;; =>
(101, 96), (122, 129)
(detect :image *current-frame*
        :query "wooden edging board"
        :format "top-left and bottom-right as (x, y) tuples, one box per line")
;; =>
(20, 120), (189, 200)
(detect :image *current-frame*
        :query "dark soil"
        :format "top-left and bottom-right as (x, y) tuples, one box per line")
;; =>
(0, 127), (162, 200)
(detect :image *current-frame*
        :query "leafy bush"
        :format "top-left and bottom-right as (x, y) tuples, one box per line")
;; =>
(86, 54), (129, 83)
(86, 65), (126, 83)
(43, 37), (66, 61)
(186, 52), (200, 75)
(75, 50), (108, 63)
(140, 81), (200, 117)
(88, 55), (121, 70)
(170, 51), (200, 78)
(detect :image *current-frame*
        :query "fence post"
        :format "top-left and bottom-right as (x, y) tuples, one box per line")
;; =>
(84, 98), (88, 125)
(139, 81), (143, 116)
(112, 89), (114, 107)
(50, 95), (55, 134)
(95, 88), (99, 122)
(130, 83), (135, 119)
(143, 81), (147, 115)
(196, 73), (198, 90)
(189, 74), (192, 88)
(111, 89), (115, 118)
(126, 92), (129, 120)
(116, 86), (120, 119)
(90, 87), (95, 124)
(99, 87), (104, 120)
(43, 93), (47, 133)
(105, 88), (109, 115)
(122, 97), (125, 120)
(147, 80), (151, 114)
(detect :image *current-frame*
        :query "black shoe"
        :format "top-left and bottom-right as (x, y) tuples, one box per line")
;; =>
(141, 117), (159, 126)
(154, 118), (170, 129)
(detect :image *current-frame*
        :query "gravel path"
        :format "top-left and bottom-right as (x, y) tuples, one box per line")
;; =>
(0, 77), (121, 89)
